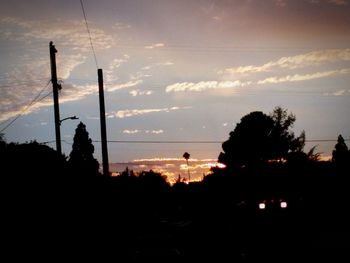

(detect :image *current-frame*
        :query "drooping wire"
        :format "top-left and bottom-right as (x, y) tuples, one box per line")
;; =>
(0, 80), (52, 133)
(79, 0), (99, 69)
(90, 139), (349, 144)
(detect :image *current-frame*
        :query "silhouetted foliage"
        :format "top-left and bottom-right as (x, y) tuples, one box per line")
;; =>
(138, 170), (170, 193)
(332, 134), (349, 163)
(3, 140), (66, 180)
(332, 134), (350, 176)
(218, 107), (305, 171)
(0, 133), (6, 157)
(270, 107), (305, 154)
(68, 122), (99, 177)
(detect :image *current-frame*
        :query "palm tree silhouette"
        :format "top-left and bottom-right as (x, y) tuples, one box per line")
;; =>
(183, 152), (190, 182)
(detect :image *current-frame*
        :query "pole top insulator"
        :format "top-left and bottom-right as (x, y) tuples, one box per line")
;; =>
(50, 41), (57, 53)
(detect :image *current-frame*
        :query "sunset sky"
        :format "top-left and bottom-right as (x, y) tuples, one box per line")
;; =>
(1, 0), (349, 181)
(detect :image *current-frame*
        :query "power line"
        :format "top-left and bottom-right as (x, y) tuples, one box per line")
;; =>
(79, 0), (99, 69)
(41, 140), (72, 146)
(115, 43), (317, 53)
(0, 81), (52, 133)
(91, 139), (349, 144)
(93, 140), (222, 144)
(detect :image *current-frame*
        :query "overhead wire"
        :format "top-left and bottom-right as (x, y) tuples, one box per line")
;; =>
(90, 139), (348, 144)
(0, 80), (52, 133)
(79, 0), (99, 69)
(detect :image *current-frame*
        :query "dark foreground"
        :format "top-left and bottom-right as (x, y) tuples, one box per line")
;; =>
(3, 176), (350, 262)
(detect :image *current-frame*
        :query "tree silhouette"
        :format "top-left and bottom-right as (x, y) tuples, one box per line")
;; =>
(332, 134), (349, 165)
(269, 106), (305, 156)
(183, 152), (190, 182)
(218, 107), (305, 170)
(68, 122), (99, 177)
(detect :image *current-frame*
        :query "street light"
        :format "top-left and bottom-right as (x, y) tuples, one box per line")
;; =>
(59, 115), (79, 125)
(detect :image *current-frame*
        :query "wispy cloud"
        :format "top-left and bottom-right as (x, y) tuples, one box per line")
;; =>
(110, 157), (222, 183)
(122, 129), (164, 134)
(0, 83), (98, 122)
(122, 129), (141, 134)
(129, 89), (153, 96)
(165, 66), (350, 95)
(146, 129), (164, 134)
(0, 16), (116, 122)
(275, 0), (287, 7)
(323, 89), (350, 96)
(222, 49), (350, 76)
(132, 158), (194, 162)
(212, 16), (222, 21)
(144, 43), (165, 49)
(257, 68), (350, 84)
(156, 61), (174, 66)
(141, 61), (174, 72)
(0, 16), (115, 52)
(165, 80), (251, 92)
(106, 80), (143, 92)
(106, 55), (130, 82)
(327, 0), (348, 5)
(112, 22), (132, 30)
(108, 106), (191, 118)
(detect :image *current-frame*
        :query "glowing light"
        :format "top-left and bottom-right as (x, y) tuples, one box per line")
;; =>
(259, 203), (266, 210)
(216, 163), (226, 169)
(280, 201), (288, 208)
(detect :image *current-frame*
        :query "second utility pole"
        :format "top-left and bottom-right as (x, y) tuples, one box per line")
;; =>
(98, 69), (109, 177)
(49, 41), (62, 156)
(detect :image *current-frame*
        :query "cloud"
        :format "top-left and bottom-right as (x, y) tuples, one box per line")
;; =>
(156, 61), (174, 66)
(112, 22), (132, 30)
(108, 106), (191, 118)
(122, 129), (141, 134)
(0, 82), (99, 122)
(122, 129), (164, 134)
(110, 157), (222, 183)
(308, 0), (348, 4)
(140, 61), (174, 72)
(0, 16), (115, 52)
(165, 80), (251, 92)
(275, 0), (287, 7)
(106, 55), (130, 82)
(60, 54), (87, 79)
(327, 0), (347, 5)
(133, 158), (194, 162)
(323, 89), (350, 96)
(0, 16), (116, 123)
(144, 43), (165, 49)
(222, 49), (350, 76)
(148, 130), (164, 134)
(257, 68), (350, 84)
(129, 90), (153, 96)
(106, 80), (143, 92)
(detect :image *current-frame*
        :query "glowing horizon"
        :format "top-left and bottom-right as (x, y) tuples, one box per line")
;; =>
(1, 0), (349, 166)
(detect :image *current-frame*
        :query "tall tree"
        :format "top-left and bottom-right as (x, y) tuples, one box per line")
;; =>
(269, 106), (305, 158)
(332, 134), (349, 164)
(218, 107), (305, 170)
(68, 122), (100, 177)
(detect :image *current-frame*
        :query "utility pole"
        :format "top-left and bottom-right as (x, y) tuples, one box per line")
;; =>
(49, 41), (62, 155)
(98, 69), (109, 177)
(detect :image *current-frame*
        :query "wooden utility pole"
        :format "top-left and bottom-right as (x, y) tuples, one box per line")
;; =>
(49, 41), (62, 155)
(98, 69), (109, 177)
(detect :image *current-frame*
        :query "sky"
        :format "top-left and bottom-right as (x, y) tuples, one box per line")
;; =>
(1, 0), (350, 181)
